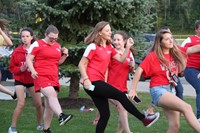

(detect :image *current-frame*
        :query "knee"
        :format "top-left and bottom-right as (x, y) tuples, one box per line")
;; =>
(17, 101), (25, 109)
(184, 103), (193, 112)
(169, 122), (180, 133)
(35, 102), (43, 109)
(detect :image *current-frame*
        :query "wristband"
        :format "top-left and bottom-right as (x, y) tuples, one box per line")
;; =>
(83, 78), (89, 83)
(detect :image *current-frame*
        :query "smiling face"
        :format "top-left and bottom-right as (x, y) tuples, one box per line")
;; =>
(113, 33), (126, 50)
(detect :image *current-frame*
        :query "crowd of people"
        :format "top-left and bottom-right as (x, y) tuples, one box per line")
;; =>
(1, 18), (200, 133)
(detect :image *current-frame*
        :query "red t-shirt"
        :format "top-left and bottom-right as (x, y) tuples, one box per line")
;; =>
(107, 50), (133, 92)
(83, 43), (117, 81)
(140, 49), (186, 88)
(181, 35), (200, 68)
(28, 39), (62, 76)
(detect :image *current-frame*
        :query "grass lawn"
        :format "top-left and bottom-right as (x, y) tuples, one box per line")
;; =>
(0, 86), (198, 133)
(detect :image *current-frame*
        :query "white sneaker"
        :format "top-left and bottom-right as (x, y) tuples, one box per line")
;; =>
(37, 124), (44, 130)
(8, 127), (17, 133)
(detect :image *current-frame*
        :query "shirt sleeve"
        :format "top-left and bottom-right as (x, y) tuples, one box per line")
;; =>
(181, 37), (191, 47)
(28, 41), (39, 56)
(83, 43), (96, 60)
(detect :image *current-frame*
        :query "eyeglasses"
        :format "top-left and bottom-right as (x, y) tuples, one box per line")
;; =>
(47, 35), (58, 41)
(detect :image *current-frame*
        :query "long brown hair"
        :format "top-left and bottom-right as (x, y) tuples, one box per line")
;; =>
(84, 21), (111, 45)
(151, 29), (187, 72)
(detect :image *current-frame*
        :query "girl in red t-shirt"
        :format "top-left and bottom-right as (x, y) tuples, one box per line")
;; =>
(128, 29), (200, 132)
(26, 25), (72, 133)
(79, 21), (160, 133)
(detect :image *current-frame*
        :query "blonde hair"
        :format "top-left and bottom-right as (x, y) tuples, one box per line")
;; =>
(84, 21), (111, 45)
(151, 29), (187, 72)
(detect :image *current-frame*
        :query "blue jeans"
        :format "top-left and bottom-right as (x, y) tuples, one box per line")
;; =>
(184, 68), (200, 119)
(175, 77), (183, 100)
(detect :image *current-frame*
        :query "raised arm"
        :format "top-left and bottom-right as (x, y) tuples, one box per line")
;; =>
(59, 47), (69, 65)
(113, 37), (134, 62)
(0, 28), (13, 46)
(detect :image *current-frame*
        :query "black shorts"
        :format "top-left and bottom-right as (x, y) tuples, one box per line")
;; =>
(14, 80), (34, 88)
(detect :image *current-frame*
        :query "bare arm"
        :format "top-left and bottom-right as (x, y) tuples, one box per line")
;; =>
(26, 54), (38, 79)
(0, 28), (13, 46)
(59, 47), (69, 64)
(128, 66), (143, 99)
(186, 44), (200, 55)
(113, 37), (134, 62)
(78, 56), (91, 90)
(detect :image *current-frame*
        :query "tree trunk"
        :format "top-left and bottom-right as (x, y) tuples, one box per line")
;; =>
(68, 74), (80, 99)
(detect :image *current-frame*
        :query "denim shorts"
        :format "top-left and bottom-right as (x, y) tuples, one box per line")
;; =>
(150, 85), (175, 106)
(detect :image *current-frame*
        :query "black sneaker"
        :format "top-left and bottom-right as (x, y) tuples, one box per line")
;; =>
(58, 113), (73, 126)
(42, 128), (51, 133)
(11, 91), (17, 100)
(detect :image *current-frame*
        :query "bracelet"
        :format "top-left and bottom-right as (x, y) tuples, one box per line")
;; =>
(83, 78), (89, 83)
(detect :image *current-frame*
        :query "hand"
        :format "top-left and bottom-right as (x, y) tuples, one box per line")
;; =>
(20, 63), (28, 72)
(61, 47), (69, 56)
(127, 89), (137, 100)
(31, 71), (38, 79)
(83, 79), (92, 90)
(126, 37), (134, 48)
(128, 61), (135, 68)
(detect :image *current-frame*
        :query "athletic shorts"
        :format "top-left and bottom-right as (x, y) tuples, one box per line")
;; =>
(15, 80), (34, 88)
(150, 85), (175, 106)
(33, 75), (60, 92)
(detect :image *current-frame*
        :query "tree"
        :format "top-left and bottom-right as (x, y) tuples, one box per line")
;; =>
(14, 0), (157, 99)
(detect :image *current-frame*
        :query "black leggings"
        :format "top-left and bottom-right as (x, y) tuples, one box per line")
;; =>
(84, 80), (145, 133)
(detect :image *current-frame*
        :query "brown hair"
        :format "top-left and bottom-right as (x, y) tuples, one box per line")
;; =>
(151, 29), (187, 72)
(45, 25), (59, 35)
(114, 30), (137, 55)
(20, 27), (36, 44)
(0, 19), (9, 31)
(84, 21), (111, 45)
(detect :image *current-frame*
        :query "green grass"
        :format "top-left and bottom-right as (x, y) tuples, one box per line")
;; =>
(0, 86), (197, 133)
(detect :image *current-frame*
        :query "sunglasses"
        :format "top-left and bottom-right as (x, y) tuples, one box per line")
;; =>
(47, 35), (58, 41)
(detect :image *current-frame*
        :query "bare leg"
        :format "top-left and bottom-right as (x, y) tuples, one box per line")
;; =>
(158, 92), (200, 132)
(10, 85), (25, 127)
(164, 108), (180, 133)
(43, 96), (54, 129)
(0, 84), (14, 96)
(29, 86), (43, 126)
(115, 100), (132, 133)
(40, 86), (62, 117)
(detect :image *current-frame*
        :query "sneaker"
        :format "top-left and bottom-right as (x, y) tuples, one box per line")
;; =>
(143, 110), (156, 119)
(58, 113), (73, 126)
(142, 112), (160, 127)
(11, 91), (17, 100)
(37, 124), (44, 130)
(42, 128), (51, 133)
(8, 126), (17, 133)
